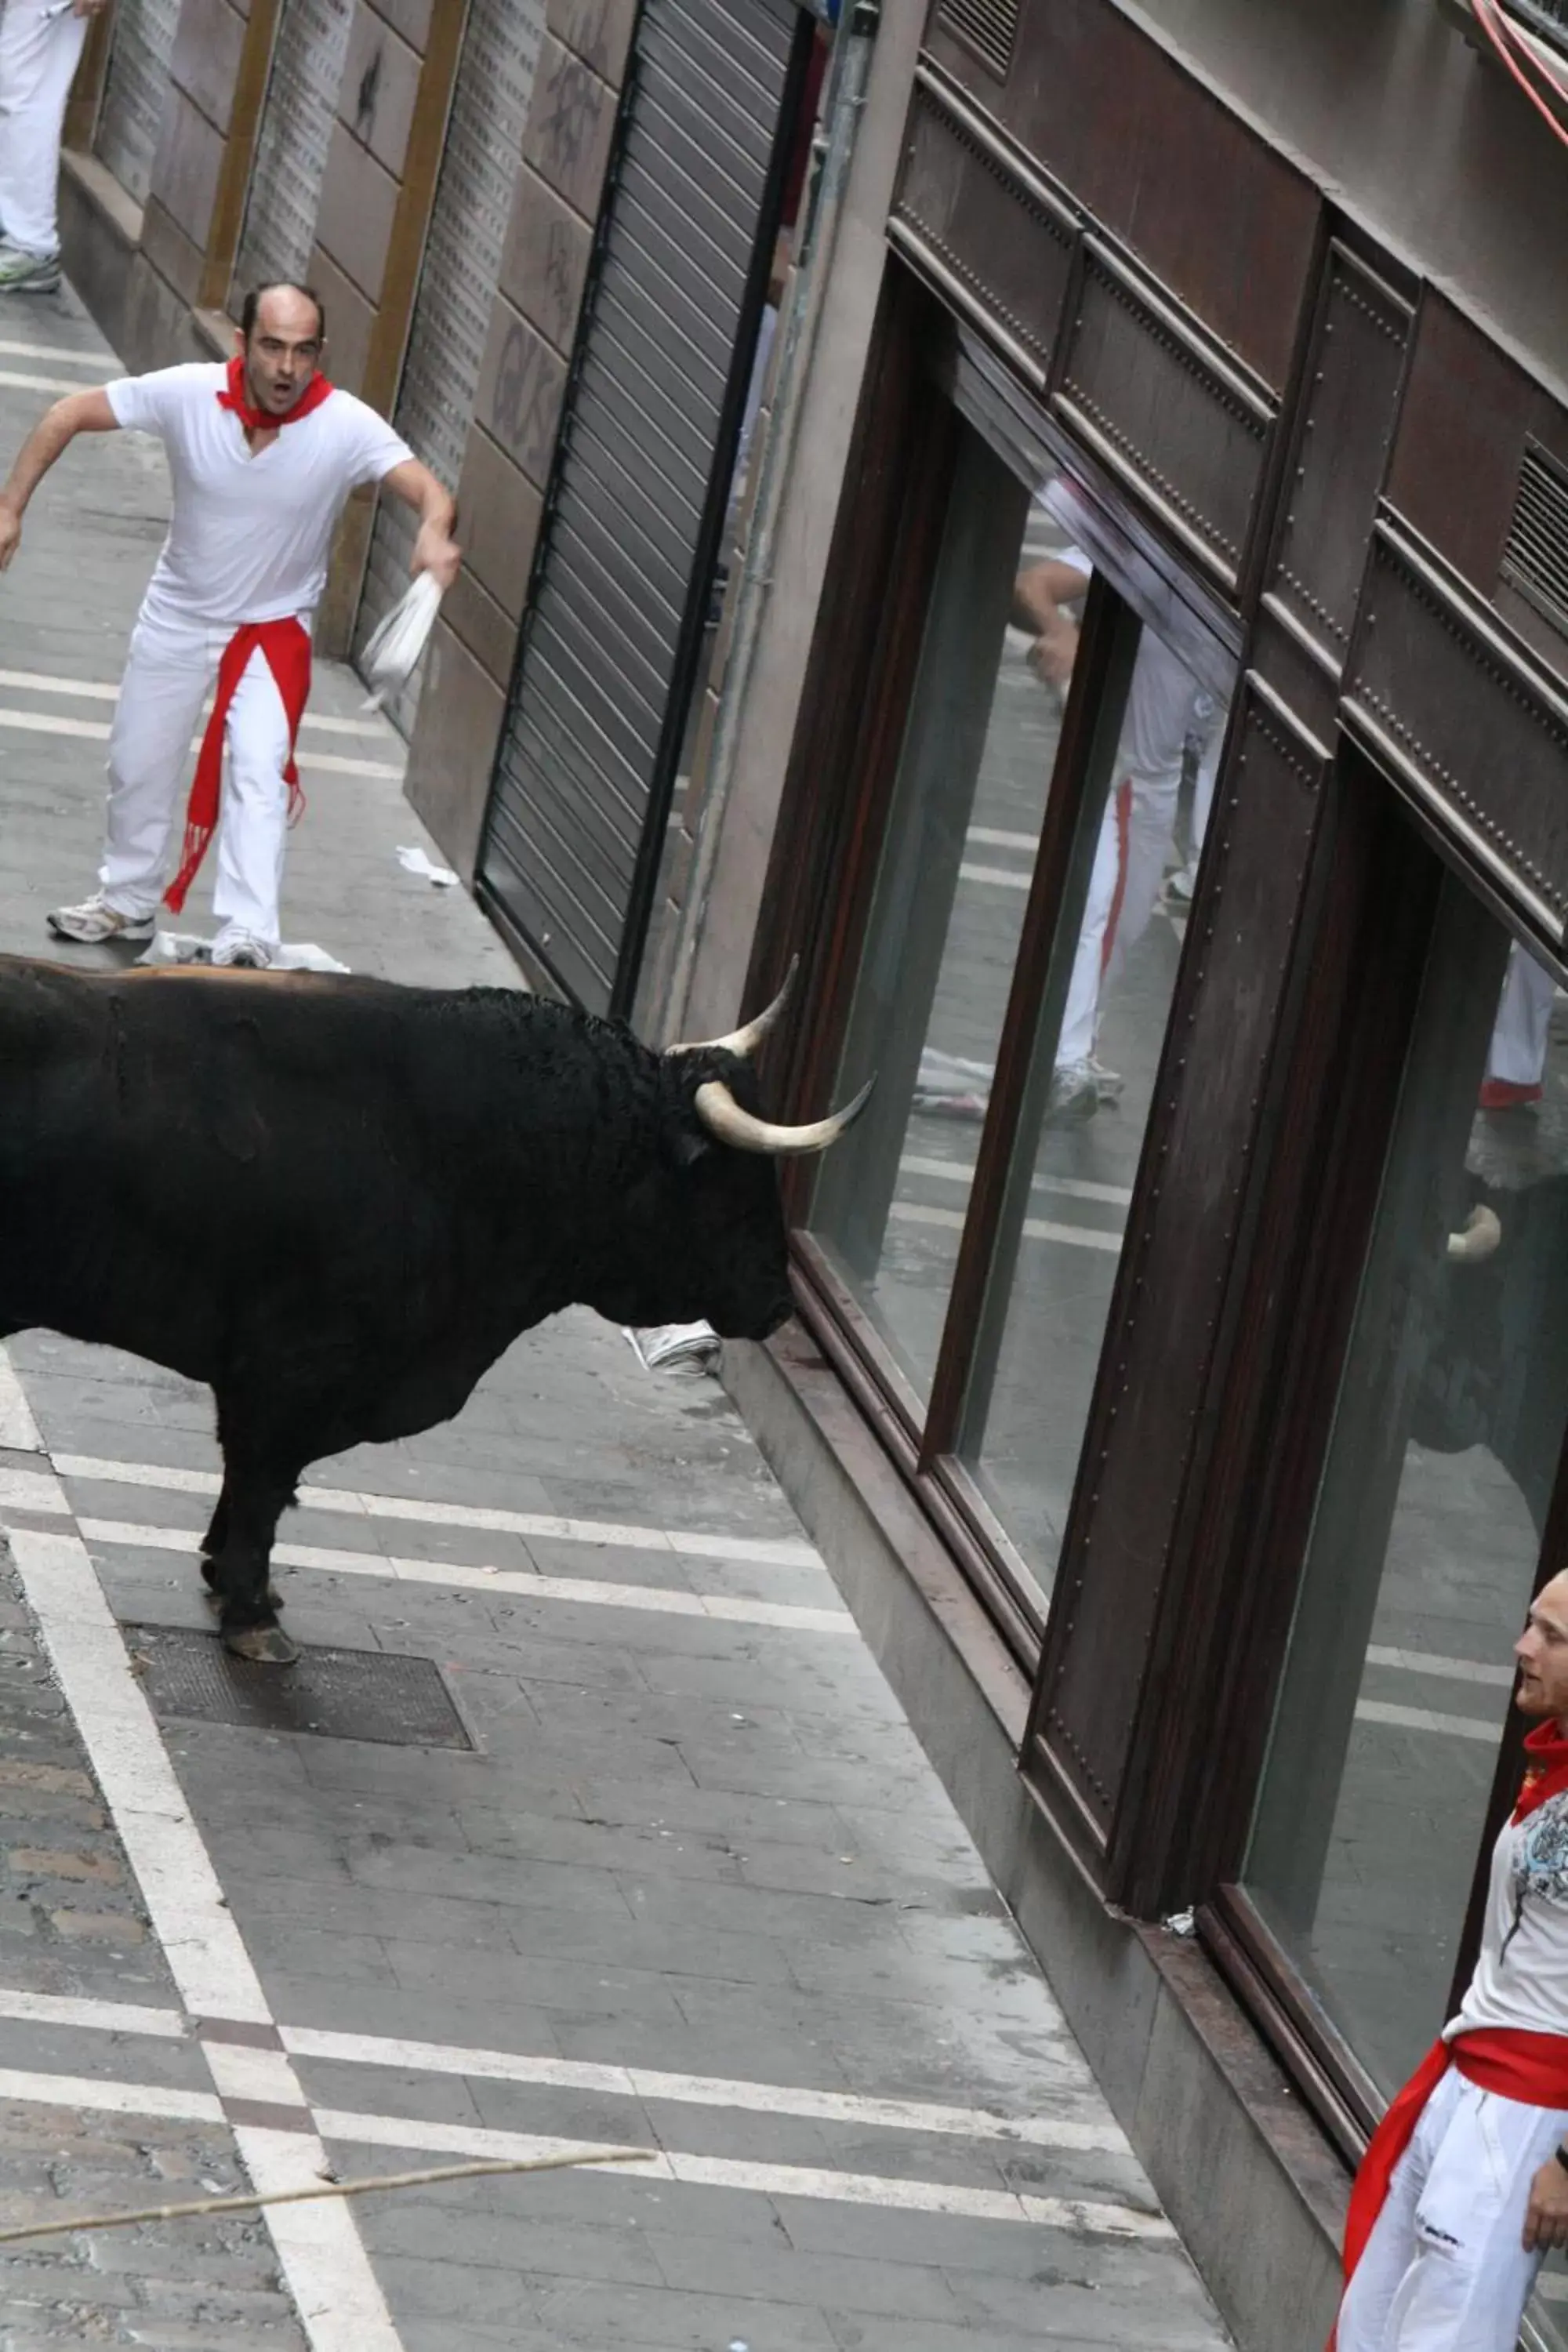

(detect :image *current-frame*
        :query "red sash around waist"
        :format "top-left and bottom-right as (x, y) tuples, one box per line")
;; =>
(163, 617), (312, 915)
(1330, 2027), (1568, 2347)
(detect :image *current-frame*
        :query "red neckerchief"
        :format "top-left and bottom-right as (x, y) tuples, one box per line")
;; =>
(164, 620), (313, 914)
(216, 354), (334, 434)
(1513, 1716), (1568, 1822)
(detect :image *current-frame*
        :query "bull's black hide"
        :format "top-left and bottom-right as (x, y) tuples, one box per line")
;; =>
(0, 956), (797, 1656)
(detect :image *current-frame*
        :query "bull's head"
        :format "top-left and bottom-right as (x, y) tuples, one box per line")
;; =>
(601, 963), (872, 1343)
(669, 961), (874, 1157)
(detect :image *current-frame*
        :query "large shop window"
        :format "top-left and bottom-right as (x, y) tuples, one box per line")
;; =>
(1243, 872), (1568, 2104)
(804, 422), (1233, 1611)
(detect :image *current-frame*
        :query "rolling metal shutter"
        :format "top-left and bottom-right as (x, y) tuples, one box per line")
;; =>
(478, 0), (808, 1016)
(353, 0), (547, 738)
(95, 0), (180, 206)
(232, 0), (354, 299)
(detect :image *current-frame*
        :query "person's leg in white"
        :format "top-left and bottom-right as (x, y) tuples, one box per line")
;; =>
(211, 648), (293, 964)
(1338, 2072), (1568, 2350)
(1335, 2071), (1458, 2352)
(1052, 781), (1127, 1116)
(1104, 767), (1180, 986)
(49, 622), (212, 944)
(1486, 944), (1555, 1092)
(0, 0), (89, 288)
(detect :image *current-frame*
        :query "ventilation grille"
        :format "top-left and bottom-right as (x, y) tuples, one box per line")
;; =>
(936, 0), (1022, 79)
(1502, 441), (1568, 641)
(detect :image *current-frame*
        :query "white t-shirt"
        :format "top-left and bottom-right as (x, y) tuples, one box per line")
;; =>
(105, 364), (412, 632)
(1448, 1790), (1568, 2042)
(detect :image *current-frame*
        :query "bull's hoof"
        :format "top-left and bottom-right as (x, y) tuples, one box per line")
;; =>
(222, 1624), (299, 1667)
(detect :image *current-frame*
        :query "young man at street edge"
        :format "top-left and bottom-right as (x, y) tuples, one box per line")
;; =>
(1334, 1571), (1568, 2348)
(0, 281), (460, 966)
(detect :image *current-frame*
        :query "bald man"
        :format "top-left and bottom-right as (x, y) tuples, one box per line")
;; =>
(1334, 1570), (1568, 2348)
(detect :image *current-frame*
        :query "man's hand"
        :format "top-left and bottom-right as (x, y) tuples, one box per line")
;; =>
(1523, 2155), (1568, 2252)
(411, 518), (461, 591)
(0, 499), (22, 574)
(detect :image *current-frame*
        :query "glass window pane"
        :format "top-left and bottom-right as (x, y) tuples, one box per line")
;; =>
(804, 429), (1054, 1402)
(953, 527), (1233, 1595)
(1243, 872), (1568, 2102)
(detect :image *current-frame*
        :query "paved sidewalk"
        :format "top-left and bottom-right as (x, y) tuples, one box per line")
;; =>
(0, 288), (1230, 2347)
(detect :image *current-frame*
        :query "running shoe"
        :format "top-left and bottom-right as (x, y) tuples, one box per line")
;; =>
(212, 932), (274, 970)
(1045, 1064), (1099, 1126)
(0, 244), (61, 296)
(1085, 1055), (1124, 1104)
(46, 893), (154, 945)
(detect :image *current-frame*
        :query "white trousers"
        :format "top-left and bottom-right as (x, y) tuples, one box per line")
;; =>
(1055, 638), (1224, 1070)
(1336, 2069), (1568, 2352)
(0, 0), (87, 257)
(1486, 944), (1555, 1089)
(100, 616), (296, 949)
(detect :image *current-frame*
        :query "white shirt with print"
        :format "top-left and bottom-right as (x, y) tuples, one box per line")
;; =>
(1449, 1791), (1568, 2041)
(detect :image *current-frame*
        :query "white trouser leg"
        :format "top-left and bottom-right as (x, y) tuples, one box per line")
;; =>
(0, 0), (89, 257)
(1335, 2069), (1568, 2351)
(1056, 779), (1127, 1069)
(1104, 768), (1181, 986)
(100, 622), (216, 918)
(211, 648), (292, 951)
(1486, 944), (1555, 1088)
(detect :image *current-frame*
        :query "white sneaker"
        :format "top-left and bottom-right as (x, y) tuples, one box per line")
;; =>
(1085, 1055), (1124, 1104)
(47, 893), (154, 945)
(211, 932), (274, 970)
(0, 242), (61, 296)
(1046, 1064), (1099, 1127)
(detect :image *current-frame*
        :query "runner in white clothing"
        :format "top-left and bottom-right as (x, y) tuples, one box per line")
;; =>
(0, 0), (109, 296)
(1333, 1570), (1568, 2350)
(0, 281), (460, 964)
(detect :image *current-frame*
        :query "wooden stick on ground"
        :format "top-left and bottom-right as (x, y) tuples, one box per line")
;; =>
(0, 2147), (655, 2246)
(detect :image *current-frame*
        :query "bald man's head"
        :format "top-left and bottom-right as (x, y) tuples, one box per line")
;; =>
(1516, 1575), (1568, 1722)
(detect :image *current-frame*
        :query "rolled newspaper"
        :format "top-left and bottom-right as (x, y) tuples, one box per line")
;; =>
(360, 572), (444, 710)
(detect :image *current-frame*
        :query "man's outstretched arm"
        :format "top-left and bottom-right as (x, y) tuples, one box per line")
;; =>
(0, 390), (121, 572)
(383, 457), (462, 590)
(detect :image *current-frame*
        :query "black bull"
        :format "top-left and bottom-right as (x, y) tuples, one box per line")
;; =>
(1410, 1175), (1568, 1536)
(0, 956), (859, 1663)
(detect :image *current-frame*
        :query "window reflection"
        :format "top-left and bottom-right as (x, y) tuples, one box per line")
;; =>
(1244, 875), (1568, 2108)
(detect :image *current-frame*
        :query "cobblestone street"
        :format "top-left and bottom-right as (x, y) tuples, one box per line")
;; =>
(0, 289), (1232, 2347)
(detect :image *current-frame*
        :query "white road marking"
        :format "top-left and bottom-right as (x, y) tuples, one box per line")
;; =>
(0, 1466), (69, 1515)
(1366, 1645), (1514, 1690)
(280, 2027), (1126, 2154)
(958, 862), (1031, 891)
(967, 826), (1039, 853)
(901, 1155), (1134, 1208)
(0, 339), (111, 368)
(0, 705), (400, 776)
(0, 1986), (1105, 2151)
(891, 1200), (1122, 1254)
(0, 669), (390, 738)
(0, 1348), (43, 1454)
(0, 2051), (1160, 2234)
(0, 368), (107, 396)
(1354, 1698), (1498, 1743)
(53, 1451), (824, 1567)
(75, 1516), (851, 1634)
(7, 1520), (406, 2352)
(0, 2064), (220, 2123)
(314, 2109), (1174, 2238)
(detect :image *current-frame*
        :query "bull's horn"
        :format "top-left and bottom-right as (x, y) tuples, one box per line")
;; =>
(693, 1073), (874, 1156)
(669, 959), (799, 1059)
(1447, 1205), (1503, 1261)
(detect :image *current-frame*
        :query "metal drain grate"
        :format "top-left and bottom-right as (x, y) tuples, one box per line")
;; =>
(126, 1626), (474, 1751)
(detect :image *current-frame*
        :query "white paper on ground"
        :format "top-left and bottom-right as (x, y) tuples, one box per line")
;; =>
(359, 574), (443, 710)
(137, 933), (351, 975)
(397, 844), (459, 887)
(623, 1323), (721, 1377)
